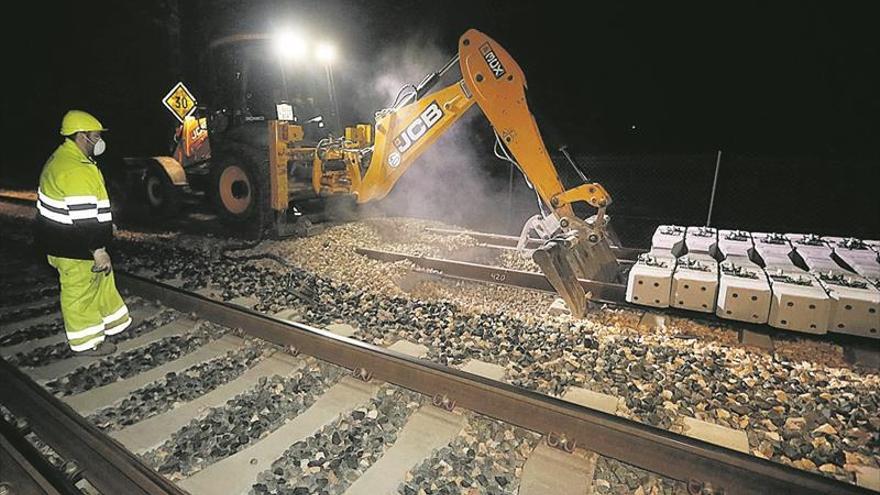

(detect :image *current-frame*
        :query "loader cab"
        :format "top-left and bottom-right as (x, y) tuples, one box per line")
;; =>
(204, 35), (333, 146)
(193, 34), (337, 233)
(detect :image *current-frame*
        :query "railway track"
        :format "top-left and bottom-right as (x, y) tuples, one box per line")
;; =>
(419, 227), (880, 335)
(0, 245), (876, 494)
(354, 245), (879, 367)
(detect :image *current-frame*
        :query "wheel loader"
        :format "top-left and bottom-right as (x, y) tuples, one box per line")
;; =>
(133, 28), (620, 316)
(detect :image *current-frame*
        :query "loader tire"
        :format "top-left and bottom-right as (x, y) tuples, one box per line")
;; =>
(143, 167), (181, 218)
(209, 145), (270, 237)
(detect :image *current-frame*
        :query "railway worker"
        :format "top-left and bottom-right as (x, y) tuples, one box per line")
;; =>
(34, 110), (130, 356)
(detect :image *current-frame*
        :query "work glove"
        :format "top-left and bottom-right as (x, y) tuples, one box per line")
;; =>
(92, 248), (112, 274)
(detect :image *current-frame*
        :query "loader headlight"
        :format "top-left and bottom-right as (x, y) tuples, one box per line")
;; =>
(273, 30), (307, 60)
(316, 42), (336, 64)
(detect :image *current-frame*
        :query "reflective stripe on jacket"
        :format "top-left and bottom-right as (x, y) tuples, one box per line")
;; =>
(35, 139), (113, 259)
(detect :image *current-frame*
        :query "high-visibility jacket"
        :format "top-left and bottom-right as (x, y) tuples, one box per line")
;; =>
(35, 139), (113, 259)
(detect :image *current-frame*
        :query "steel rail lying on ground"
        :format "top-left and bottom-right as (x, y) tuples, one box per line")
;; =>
(355, 248), (880, 359)
(423, 227), (645, 261)
(116, 271), (870, 495)
(356, 247), (629, 305)
(0, 359), (188, 495)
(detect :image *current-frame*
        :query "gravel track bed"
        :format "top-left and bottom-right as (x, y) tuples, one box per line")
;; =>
(8, 308), (180, 369)
(399, 413), (539, 495)
(0, 299), (58, 323)
(0, 284), (58, 308)
(0, 318), (64, 347)
(244, 219), (556, 319)
(0, 274), (52, 291)
(88, 343), (267, 431)
(10, 339), (78, 368)
(46, 321), (227, 396)
(495, 248), (541, 273)
(143, 360), (343, 480)
(74, 221), (880, 482)
(250, 386), (421, 495)
(593, 456), (687, 495)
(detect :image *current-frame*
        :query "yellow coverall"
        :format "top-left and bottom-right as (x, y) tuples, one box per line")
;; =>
(35, 139), (130, 351)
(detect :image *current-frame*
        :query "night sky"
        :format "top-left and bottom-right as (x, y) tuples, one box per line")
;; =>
(3, 1), (878, 238)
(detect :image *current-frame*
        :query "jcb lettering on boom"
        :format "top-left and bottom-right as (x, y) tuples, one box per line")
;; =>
(392, 101), (443, 154)
(479, 43), (506, 79)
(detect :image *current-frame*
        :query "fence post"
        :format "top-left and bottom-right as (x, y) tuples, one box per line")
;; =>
(706, 150), (722, 227)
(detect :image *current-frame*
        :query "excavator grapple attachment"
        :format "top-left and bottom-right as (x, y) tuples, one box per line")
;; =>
(531, 217), (619, 317)
(533, 240), (590, 317)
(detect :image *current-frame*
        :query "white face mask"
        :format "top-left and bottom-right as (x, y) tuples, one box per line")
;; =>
(85, 134), (106, 156)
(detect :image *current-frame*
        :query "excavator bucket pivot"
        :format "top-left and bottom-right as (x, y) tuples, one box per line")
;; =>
(569, 235), (619, 283)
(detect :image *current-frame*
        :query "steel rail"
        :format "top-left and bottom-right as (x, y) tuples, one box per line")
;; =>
(0, 437), (61, 495)
(355, 247), (629, 305)
(0, 435), (63, 495)
(356, 247), (880, 359)
(424, 227), (645, 261)
(0, 418), (82, 495)
(0, 359), (188, 495)
(116, 271), (870, 495)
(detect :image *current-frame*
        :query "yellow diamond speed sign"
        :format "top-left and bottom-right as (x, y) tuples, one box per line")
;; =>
(162, 82), (197, 122)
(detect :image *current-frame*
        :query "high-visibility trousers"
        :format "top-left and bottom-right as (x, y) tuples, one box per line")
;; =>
(47, 255), (131, 352)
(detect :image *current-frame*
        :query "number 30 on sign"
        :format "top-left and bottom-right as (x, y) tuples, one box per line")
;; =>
(162, 82), (198, 123)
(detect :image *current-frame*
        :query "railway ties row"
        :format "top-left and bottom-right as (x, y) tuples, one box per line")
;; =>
(121, 274), (876, 494)
(1, 251), (877, 494)
(1, 277), (634, 495)
(0, 296), (709, 493)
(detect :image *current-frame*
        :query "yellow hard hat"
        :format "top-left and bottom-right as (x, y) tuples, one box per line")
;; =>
(60, 110), (108, 136)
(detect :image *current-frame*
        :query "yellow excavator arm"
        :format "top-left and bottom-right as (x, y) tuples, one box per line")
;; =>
(352, 29), (619, 315)
(356, 29), (612, 220)
(356, 79), (476, 202)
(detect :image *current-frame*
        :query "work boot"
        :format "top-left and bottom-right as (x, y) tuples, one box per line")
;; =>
(78, 342), (118, 357)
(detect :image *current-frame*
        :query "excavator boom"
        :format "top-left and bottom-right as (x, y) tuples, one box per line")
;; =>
(349, 29), (619, 316)
(358, 30), (613, 214)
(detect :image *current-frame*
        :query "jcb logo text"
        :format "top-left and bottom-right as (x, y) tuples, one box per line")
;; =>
(393, 101), (443, 154)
